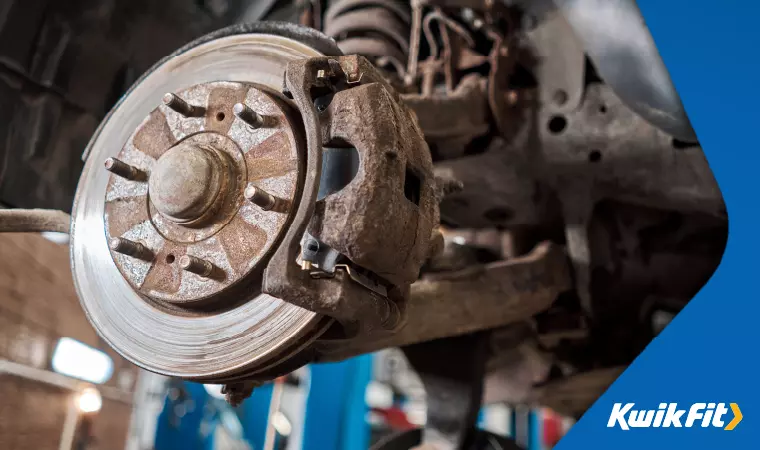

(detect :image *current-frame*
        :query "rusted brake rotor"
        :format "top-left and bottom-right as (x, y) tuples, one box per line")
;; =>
(71, 26), (337, 383)
(71, 23), (440, 385)
(104, 81), (299, 306)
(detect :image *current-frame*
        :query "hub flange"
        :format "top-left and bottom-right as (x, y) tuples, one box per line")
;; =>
(103, 81), (301, 306)
(70, 27), (335, 382)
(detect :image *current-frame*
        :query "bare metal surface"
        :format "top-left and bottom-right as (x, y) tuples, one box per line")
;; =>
(71, 32), (328, 382)
(0, 209), (72, 234)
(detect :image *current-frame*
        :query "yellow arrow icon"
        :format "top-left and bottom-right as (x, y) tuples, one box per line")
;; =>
(725, 403), (742, 430)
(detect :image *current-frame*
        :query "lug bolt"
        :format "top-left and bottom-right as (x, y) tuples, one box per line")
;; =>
(163, 93), (203, 117)
(244, 185), (277, 211)
(233, 103), (264, 128)
(109, 237), (152, 261)
(300, 260), (312, 271)
(179, 255), (214, 277)
(104, 157), (145, 180)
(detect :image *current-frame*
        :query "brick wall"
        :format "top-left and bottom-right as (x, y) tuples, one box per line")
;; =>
(0, 233), (137, 450)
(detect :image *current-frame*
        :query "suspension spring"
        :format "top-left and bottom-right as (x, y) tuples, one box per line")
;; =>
(323, 0), (411, 77)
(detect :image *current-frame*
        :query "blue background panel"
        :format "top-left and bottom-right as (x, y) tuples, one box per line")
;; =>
(558, 1), (758, 449)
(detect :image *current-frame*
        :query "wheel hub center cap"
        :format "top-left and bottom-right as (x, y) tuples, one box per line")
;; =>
(149, 142), (225, 224)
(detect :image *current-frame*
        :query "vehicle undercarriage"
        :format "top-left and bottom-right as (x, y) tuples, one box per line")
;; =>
(0, 1), (726, 449)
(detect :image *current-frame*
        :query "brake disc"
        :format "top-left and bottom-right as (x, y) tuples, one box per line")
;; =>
(71, 25), (339, 383)
(71, 23), (440, 385)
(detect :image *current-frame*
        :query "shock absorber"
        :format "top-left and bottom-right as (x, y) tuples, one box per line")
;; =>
(323, 0), (411, 77)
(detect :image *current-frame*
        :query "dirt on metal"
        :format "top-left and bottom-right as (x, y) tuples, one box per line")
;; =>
(104, 81), (303, 306)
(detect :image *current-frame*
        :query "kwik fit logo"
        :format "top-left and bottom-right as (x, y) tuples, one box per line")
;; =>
(608, 403), (742, 430)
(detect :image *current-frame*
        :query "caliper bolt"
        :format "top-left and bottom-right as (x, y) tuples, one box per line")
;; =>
(300, 239), (320, 271)
(163, 92), (204, 117)
(104, 157), (145, 181)
(233, 103), (265, 129)
(109, 237), (153, 261)
(179, 255), (215, 277)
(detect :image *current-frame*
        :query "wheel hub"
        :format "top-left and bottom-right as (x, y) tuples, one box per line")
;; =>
(102, 81), (301, 306)
(71, 25), (438, 388)
(71, 30), (330, 382)
(148, 141), (227, 224)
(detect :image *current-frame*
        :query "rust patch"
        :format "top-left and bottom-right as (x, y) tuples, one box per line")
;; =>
(264, 55), (439, 335)
(218, 215), (269, 274)
(247, 132), (298, 180)
(312, 80), (438, 288)
(249, 131), (291, 159)
(248, 158), (298, 182)
(105, 198), (150, 239)
(140, 241), (185, 293)
(134, 110), (176, 159)
(104, 81), (303, 308)
(205, 86), (249, 134)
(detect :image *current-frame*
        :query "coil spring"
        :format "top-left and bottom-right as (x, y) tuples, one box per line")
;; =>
(324, 0), (411, 76)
